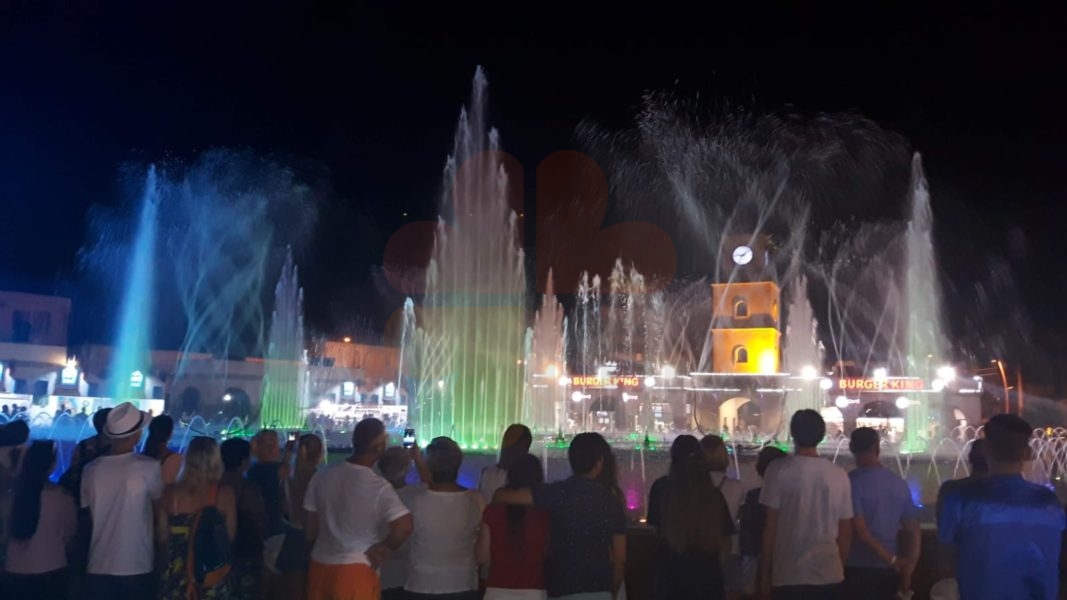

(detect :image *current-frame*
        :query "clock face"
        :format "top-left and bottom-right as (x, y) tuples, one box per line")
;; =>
(732, 245), (754, 265)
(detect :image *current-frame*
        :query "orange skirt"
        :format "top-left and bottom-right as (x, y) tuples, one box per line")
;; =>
(307, 560), (381, 600)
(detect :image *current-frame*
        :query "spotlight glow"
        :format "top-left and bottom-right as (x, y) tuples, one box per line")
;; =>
(937, 365), (956, 381)
(661, 365), (676, 378)
(932, 379), (946, 392)
(819, 378), (834, 391)
(835, 395), (850, 409)
(895, 396), (911, 410)
(800, 365), (818, 380)
(873, 367), (888, 381)
(644, 376), (657, 388)
(571, 391), (584, 403)
(557, 376), (570, 387)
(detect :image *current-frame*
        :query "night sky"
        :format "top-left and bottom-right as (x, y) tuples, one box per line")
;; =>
(2, 4), (1066, 376)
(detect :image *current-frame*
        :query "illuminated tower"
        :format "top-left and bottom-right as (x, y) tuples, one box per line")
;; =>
(703, 234), (784, 438)
(711, 235), (780, 375)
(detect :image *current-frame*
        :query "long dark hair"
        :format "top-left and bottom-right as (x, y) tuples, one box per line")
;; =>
(659, 451), (725, 555)
(504, 454), (544, 544)
(10, 441), (56, 541)
(142, 415), (174, 459)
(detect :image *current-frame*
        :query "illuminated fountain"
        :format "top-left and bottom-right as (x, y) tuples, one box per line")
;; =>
(260, 248), (309, 428)
(108, 167), (160, 399)
(902, 154), (949, 452)
(524, 271), (568, 433)
(401, 68), (527, 448)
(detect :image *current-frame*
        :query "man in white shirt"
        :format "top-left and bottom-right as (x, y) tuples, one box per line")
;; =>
(304, 418), (413, 600)
(759, 409), (853, 600)
(82, 402), (163, 600)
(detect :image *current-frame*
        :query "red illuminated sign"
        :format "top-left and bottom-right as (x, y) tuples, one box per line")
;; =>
(838, 378), (925, 391)
(570, 375), (642, 387)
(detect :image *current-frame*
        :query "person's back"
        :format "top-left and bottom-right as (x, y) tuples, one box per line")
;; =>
(405, 436), (483, 598)
(482, 503), (550, 594)
(762, 456), (850, 582)
(406, 486), (484, 595)
(81, 403), (162, 599)
(248, 430), (285, 538)
(759, 410), (852, 598)
(303, 419), (412, 600)
(304, 459), (403, 563)
(2, 441), (78, 599)
(845, 428), (921, 599)
(939, 414), (1065, 600)
(533, 434), (626, 599)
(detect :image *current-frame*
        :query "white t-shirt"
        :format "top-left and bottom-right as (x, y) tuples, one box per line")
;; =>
(477, 464), (508, 504)
(760, 455), (853, 587)
(378, 484), (423, 590)
(302, 460), (410, 565)
(405, 487), (485, 594)
(81, 452), (164, 575)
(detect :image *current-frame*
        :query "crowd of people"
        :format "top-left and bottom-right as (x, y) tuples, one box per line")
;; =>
(0, 401), (1065, 600)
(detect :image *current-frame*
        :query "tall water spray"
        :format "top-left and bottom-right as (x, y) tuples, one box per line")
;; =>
(404, 68), (527, 447)
(903, 153), (947, 450)
(783, 274), (823, 417)
(108, 167), (160, 400)
(260, 248), (308, 428)
(525, 271), (567, 433)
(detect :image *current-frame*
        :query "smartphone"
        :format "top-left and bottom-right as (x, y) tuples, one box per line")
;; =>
(288, 431), (299, 443)
(402, 428), (416, 448)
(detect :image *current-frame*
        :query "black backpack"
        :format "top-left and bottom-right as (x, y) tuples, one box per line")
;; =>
(186, 486), (232, 598)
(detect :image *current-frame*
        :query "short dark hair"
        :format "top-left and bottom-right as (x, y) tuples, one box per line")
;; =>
(220, 438), (251, 472)
(506, 453), (544, 489)
(669, 434), (701, 470)
(790, 409), (826, 448)
(568, 432), (608, 476)
(352, 418), (386, 455)
(968, 438), (989, 474)
(984, 414), (1032, 462)
(92, 408), (111, 432)
(425, 436), (463, 484)
(849, 427), (880, 456)
(756, 446), (787, 477)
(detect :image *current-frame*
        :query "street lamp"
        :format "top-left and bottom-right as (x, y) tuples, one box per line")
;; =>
(800, 365), (818, 380)
(992, 359), (1010, 413)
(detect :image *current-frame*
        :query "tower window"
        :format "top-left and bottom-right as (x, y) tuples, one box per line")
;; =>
(734, 298), (749, 319)
(733, 346), (749, 365)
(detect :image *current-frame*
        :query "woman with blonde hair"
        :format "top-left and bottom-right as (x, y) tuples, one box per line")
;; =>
(157, 436), (237, 599)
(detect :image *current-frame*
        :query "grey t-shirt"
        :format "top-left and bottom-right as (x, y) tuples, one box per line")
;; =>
(760, 455), (852, 587)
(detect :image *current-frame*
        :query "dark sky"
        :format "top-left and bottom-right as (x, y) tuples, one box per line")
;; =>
(2, 3), (1066, 361)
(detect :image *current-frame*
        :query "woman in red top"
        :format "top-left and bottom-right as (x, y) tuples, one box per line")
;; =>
(478, 453), (549, 600)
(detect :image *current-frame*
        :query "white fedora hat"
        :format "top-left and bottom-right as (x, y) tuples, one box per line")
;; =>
(105, 401), (150, 438)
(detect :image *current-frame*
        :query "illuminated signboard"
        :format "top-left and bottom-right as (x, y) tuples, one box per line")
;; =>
(570, 375), (642, 387)
(342, 381), (355, 398)
(130, 370), (144, 389)
(61, 364), (78, 386)
(838, 377), (925, 391)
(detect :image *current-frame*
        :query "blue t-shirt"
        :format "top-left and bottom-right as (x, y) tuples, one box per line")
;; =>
(847, 464), (918, 568)
(938, 474), (1065, 600)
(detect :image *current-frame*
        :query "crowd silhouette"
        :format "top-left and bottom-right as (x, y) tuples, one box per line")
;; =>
(0, 403), (1064, 600)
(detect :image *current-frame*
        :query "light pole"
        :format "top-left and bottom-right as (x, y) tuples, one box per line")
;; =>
(992, 359), (1010, 414)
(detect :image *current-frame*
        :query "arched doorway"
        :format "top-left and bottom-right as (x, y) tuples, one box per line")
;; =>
(718, 396), (751, 435)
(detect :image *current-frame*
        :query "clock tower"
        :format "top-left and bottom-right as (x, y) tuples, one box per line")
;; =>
(710, 234), (780, 374)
